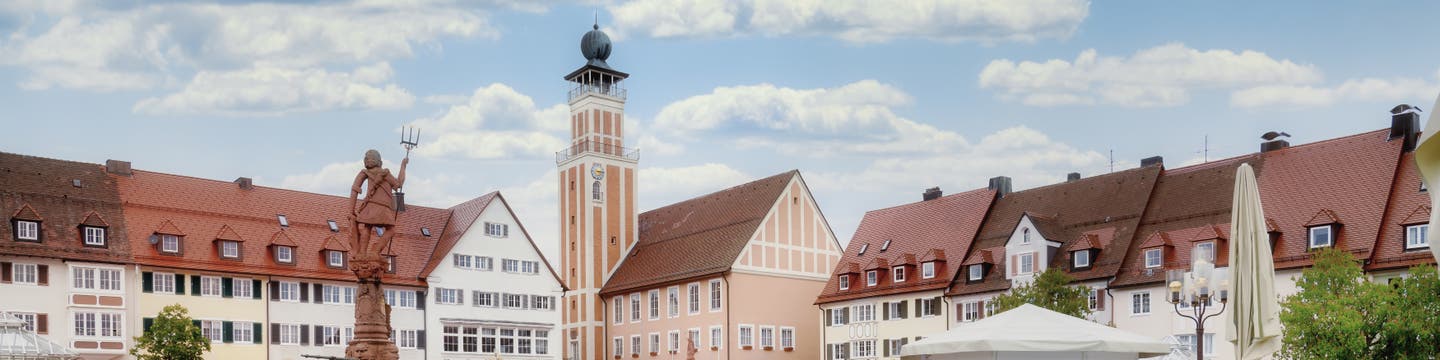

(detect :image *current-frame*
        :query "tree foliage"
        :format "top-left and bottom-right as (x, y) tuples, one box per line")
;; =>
(131, 304), (211, 360)
(992, 267), (1092, 318)
(1278, 248), (1440, 359)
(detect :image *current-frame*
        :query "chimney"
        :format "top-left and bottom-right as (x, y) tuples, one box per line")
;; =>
(394, 190), (407, 212)
(1390, 104), (1422, 152)
(1140, 156), (1163, 167)
(1066, 172), (1081, 182)
(988, 176), (1012, 198)
(105, 160), (131, 176)
(234, 177), (253, 190)
(922, 187), (943, 201)
(1261, 140), (1290, 153)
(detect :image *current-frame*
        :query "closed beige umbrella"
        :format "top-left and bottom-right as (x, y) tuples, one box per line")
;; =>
(1226, 163), (1282, 360)
(1415, 94), (1440, 266)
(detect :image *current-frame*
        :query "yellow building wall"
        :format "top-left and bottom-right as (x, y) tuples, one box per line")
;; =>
(136, 268), (269, 360)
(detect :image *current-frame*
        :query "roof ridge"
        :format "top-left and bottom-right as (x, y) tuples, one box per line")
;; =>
(0, 151), (107, 170)
(129, 169), (452, 212)
(639, 169), (795, 216)
(1165, 128), (1389, 174)
(860, 187), (995, 215)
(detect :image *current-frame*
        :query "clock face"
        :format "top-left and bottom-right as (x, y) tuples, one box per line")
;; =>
(591, 163), (605, 180)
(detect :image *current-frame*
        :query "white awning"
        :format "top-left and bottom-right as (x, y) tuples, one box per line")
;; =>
(901, 304), (1171, 359)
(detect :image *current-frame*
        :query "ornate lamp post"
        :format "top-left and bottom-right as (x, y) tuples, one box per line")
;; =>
(1166, 252), (1228, 360)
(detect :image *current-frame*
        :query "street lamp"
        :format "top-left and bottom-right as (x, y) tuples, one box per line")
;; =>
(1166, 251), (1228, 360)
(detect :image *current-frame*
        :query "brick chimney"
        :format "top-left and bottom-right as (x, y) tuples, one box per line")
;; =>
(105, 160), (131, 176)
(235, 177), (253, 190)
(922, 187), (943, 201)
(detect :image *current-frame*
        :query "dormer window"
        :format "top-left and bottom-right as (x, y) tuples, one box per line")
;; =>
(275, 246), (294, 264)
(1073, 250), (1091, 269)
(1308, 225), (1333, 249)
(82, 226), (106, 247)
(858, 244), (868, 256)
(968, 265), (983, 281)
(14, 220), (39, 242)
(277, 214), (289, 227)
(219, 240), (240, 259)
(880, 240), (891, 252)
(892, 266), (905, 283)
(921, 262), (936, 279)
(838, 275), (850, 290)
(386, 256), (397, 273)
(1022, 228), (1031, 244)
(1144, 248), (1162, 268)
(327, 250), (346, 268)
(1405, 224), (1429, 250)
(1194, 242), (1215, 262)
(865, 270), (878, 286)
(159, 234), (181, 254)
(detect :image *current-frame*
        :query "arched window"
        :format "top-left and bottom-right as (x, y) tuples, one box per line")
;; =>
(592, 181), (602, 201)
(1022, 228), (1030, 243)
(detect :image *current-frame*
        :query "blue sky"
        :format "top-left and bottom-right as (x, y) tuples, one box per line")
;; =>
(4, 1), (1439, 261)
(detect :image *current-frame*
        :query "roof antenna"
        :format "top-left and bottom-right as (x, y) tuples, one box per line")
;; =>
(594, 8), (599, 30)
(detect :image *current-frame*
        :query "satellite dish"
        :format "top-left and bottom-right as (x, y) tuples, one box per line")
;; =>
(148, 235), (159, 244)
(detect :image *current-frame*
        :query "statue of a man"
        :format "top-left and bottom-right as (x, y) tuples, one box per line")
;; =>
(348, 149), (408, 269)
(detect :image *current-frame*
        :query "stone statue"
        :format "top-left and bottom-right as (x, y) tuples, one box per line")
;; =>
(686, 335), (698, 360)
(344, 148), (409, 360)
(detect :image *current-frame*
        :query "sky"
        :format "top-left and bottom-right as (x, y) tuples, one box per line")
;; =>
(4, 1), (1440, 263)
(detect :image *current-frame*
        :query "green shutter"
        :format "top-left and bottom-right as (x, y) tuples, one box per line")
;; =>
(222, 278), (233, 298)
(253, 322), (263, 344)
(143, 318), (154, 334)
(192, 320), (201, 329)
(191, 275), (200, 296)
(175, 274), (186, 294)
(252, 279), (263, 300)
(223, 321), (233, 343)
(142, 272), (153, 293)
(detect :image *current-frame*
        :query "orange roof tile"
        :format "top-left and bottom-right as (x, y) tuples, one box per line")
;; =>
(215, 225), (245, 242)
(1368, 151), (1438, 271)
(0, 152), (133, 264)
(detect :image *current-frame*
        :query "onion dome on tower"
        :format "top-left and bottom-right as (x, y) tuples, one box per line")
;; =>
(580, 24), (614, 70)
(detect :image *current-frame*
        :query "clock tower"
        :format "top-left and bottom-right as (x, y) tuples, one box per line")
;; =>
(557, 23), (637, 360)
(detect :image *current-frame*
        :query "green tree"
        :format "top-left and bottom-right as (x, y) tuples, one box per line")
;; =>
(1379, 264), (1440, 358)
(131, 304), (211, 360)
(1278, 248), (1440, 359)
(991, 267), (1092, 318)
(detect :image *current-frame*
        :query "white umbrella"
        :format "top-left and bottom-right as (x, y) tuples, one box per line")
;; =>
(900, 304), (1171, 359)
(1226, 163), (1282, 360)
(1415, 93), (1440, 267)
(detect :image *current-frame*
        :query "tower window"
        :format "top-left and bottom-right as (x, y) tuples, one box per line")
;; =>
(592, 181), (603, 201)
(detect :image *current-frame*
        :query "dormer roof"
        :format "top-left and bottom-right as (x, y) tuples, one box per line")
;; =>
(1304, 209), (1341, 227)
(79, 211), (109, 227)
(11, 204), (42, 221)
(214, 225), (245, 242)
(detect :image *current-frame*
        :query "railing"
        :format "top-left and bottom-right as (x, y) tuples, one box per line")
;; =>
(568, 83), (627, 102)
(556, 139), (639, 164)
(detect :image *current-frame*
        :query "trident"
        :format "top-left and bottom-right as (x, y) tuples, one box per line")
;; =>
(394, 126), (421, 211)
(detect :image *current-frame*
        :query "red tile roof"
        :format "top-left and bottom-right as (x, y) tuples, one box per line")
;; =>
(600, 170), (800, 296)
(815, 187), (996, 304)
(1368, 152), (1438, 271)
(0, 152), (134, 264)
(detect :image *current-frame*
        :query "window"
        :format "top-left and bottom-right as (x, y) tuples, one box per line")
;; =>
(630, 294), (641, 322)
(631, 335), (641, 356)
(1195, 242), (1215, 262)
(324, 285), (355, 305)
(922, 262), (936, 279)
(648, 290), (660, 319)
(1022, 228), (1031, 243)
(503, 293), (526, 308)
(985, 301), (997, 316)
(276, 246), (294, 264)
(83, 226), (105, 246)
(1309, 225), (1333, 248)
(1406, 224), (1429, 249)
(614, 337), (624, 357)
(737, 325), (753, 349)
(1088, 288), (1100, 310)
(72, 267), (121, 291)
(1018, 253), (1035, 274)
(780, 328), (794, 349)
(667, 286), (679, 318)
(919, 298), (938, 317)
(397, 330), (418, 349)
(838, 275), (850, 290)
(709, 326), (722, 348)
(219, 241), (239, 259)
(478, 256), (494, 271)
(442, 326), (460, 352)
(153, 272), (175, 293)
(279, 324), (301, 345)
(962, 302), (979, 322)
(968, 264), (983, 281)
(521, 261), (539, 274)
(384, 289), (417, 308)
(865, 270), (878, 286)
(15, 220), (39, 241)
(830, 343), (848, 360)
(687, 283), (700, 314)
(881, 240), (891, 251)
(437, 288), (462, 305)
(327, 250), (345, 268)
(199, 276), (222, 297)
(830, 307), (847, 326)
(886, 302), (903, 319)
(160, 234), (180, 253)
(592, 181), (603, 201)
(852, 304), (875, 322)
(200, 320), (223, 342)
(893, 266), (906, 282)
(857, 244), (868, 256)
(649, 333), (660, 354)
(322, 326), (344, 346)
(232, 278), (252, 299)
(1144, 248), (1163, 268)
(886, 339), (907, 357)
(503, 259), (520, 273)
(669, 331), (680, 352)
(613, 296), (624, 324)
(852, 340), (876, 357)
(277, 214), (289, 227)
(1175, 333), (1215, 356)
(1074, 250), (1091, 268)
(758, 327), (774, 349)
(11, 263), (37, 285)
(709, 279), (722, 311)
(279, 282), (300, 301)
(454, 254), (473, 269)
(1132, 292), (1151, 315)
(327, 220), (339, 232)
(485, 222), (509, 237)
(73, 312), (119, 338)
(10, 313), (34, 332)
(475, 292), (498, 307)
(532, 295), (555, 310)
(386, 256), (396, 273)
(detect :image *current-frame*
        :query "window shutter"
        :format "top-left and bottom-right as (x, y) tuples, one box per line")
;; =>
(826, 344), (832, 360)
(142, 317), (153, 334)
(416, 291), (426, 310)
(932, 297), (942, 316)
(881, 302), (889, 321)
(824, 309), (832, 326)
(299, 283), (309, 302)
(142, 272), (154, 293)
(223, 321), (234, 343)
(0, 262), (10, 283)
(842, 308), (849, 324)
(978, 301), (986, 319)
(37, 314), (48, 334)
(269, 281), (280, 301)
(193, 320), (201, 329)
(175, 274), (186, 294)
(884, 339), (890, 357)
(36, 265), (47, 286)
(252, 279), (263, 299)
(1097, 290), (1106, 310)
(315, 284), (325, 304)
(271, 323), (281, 343)
(314, 326), (323, 347)
(899, 301), (907, 319)
(1010, 255), (1017, 276)
(190, 275), (201, 296)
(913, 299), (921, 318)
(955, 303), (962, 321)
(254, 322), (263, 344)
(453, 254), (461, 266)
(222, 277), (233, 298)
(300, 325), (310, 346)
(472, 290), (480, 306)
(458, 290), (465, 305)
(417, 330), (426, 349)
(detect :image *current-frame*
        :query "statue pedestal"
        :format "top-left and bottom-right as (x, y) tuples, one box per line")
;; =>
(345, 258), (399, 360)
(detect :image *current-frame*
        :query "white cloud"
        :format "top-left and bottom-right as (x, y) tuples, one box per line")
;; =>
(608, 0), (1088, 44)
(408, 83), (569, 160)
(638, 163), (753, 207)
(979, 43), (1323, 107)
(134, 63), (414, 115)
(280, 160), (468, 209)
(1231, 76), (1440, 108)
